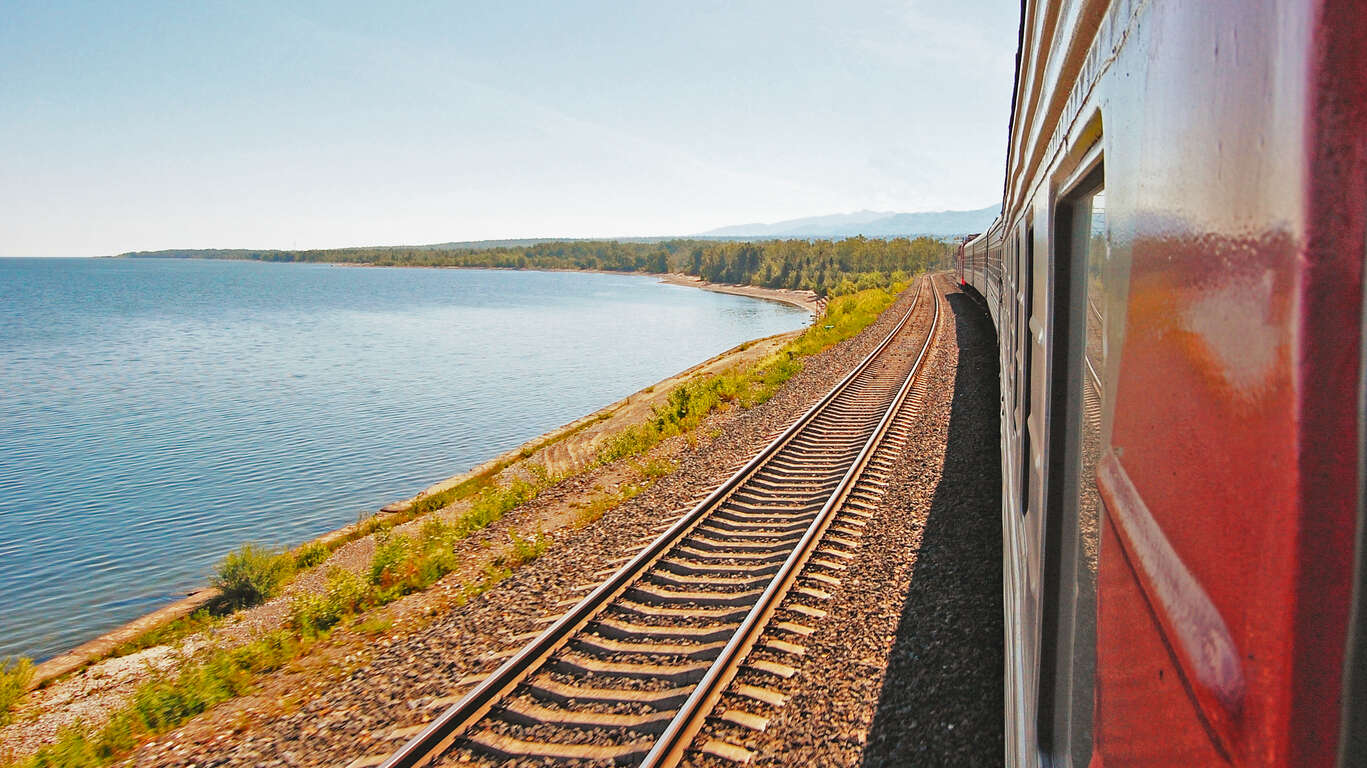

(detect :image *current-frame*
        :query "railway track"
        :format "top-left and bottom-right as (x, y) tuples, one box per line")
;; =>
(365, 276), (943, 768)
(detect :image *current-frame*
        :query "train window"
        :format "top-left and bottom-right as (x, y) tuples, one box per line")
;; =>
(1072, 184), (1105, 767)
(1040, 166), (1105, 767)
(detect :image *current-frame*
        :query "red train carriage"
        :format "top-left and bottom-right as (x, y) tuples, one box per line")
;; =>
(965, 0), (1367, 765)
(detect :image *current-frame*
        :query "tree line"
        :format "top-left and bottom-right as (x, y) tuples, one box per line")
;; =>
(121, 236), (953, 297)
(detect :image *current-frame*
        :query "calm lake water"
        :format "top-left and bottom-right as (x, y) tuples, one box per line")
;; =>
(0, 258), (808, 661)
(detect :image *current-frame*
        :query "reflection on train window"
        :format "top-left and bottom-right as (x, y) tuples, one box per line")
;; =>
(1041, 178), (1105, 767)
(1080, 189), (1106, 578)
(1070, 185), (1106, 766)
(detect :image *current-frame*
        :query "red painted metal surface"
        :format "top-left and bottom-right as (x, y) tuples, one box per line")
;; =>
(985, 0), (1366, 764)
(1096, 1), (1364, 764)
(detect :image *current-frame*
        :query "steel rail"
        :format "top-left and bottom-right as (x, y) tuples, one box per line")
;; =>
(377, 278), (931, 768)
(639, 275), (942, 767)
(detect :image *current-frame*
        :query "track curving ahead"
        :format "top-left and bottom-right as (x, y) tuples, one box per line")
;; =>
(371, 276), (942, 768)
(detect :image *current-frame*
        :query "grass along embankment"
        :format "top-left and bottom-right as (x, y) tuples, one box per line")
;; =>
(0, 279), (912, 768)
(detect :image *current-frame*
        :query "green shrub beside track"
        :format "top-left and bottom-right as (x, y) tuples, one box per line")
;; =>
(210, 544), (293, 612)
(0, 660), (32, 728)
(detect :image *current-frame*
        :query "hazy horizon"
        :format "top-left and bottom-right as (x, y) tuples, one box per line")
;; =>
(3, 2), (1018, 258)
(5, 203), (1002, 259)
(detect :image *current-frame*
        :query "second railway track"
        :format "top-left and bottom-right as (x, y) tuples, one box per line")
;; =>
(368, 276), (944, 768)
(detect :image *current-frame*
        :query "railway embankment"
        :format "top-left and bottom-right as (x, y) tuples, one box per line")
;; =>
(0, 281), (900, 767)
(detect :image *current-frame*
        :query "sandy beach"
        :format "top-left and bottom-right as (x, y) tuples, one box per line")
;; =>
(656, 272), (823, 315)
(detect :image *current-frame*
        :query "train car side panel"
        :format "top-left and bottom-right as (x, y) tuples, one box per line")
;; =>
(988, 0), (1364, 765)
(1095, 0), (1365, 763)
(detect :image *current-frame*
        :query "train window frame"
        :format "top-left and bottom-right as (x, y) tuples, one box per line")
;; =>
(1037, 146), (1104, 768)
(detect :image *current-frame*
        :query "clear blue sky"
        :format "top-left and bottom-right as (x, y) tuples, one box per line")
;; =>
(2, 1), (1019, 257)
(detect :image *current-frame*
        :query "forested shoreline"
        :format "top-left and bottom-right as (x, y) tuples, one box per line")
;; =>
(118, 237), (952, 296)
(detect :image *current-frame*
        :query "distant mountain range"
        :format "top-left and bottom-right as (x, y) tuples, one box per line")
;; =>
(696, 205), (999, 238)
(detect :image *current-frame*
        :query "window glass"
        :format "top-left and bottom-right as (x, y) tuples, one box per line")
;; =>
(1070, 186), (1105, 765)
(1080, 189), (1106, 575)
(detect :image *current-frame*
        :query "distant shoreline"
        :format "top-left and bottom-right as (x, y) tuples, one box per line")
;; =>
(285, 261), (824, 315)
(122, 254), (828, 316)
